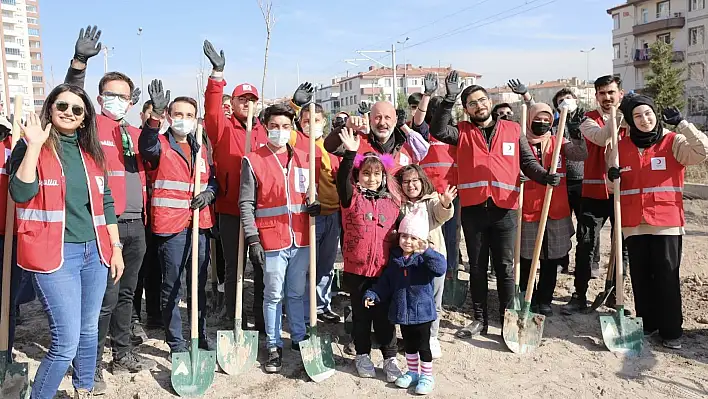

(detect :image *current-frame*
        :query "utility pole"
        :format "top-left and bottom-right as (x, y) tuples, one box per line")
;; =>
(580, 47), (595, 105)
(391, 43), (397, 106)
(138, 27), (145, 97)
(102, 45), (114, 74)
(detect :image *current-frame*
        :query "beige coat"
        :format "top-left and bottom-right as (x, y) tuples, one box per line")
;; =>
(400, 193), (454, 258)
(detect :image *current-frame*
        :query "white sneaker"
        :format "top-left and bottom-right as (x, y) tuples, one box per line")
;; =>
(355, 354), (376, 378)
(383, 357), (403, 383)
(430, 337), (442, 359)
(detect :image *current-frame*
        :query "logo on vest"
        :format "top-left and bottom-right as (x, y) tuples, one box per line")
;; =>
(95, 176), (105, 195)
(100, 140), (116, 147)
(399, 153), (410, 166)
(294, 167), (309, 194)
(651, 157), (666, 171)
(39, 179), (59, 187)
(503, 142), (515, 156)
(4, 148), (10, 163)
(199, 158), (207, 174)
(430, 141), (445, 146)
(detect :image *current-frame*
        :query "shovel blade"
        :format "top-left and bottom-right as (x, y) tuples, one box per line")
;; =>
(442, 274), (468, 308)
(589, 285), (615, 313)
(171, 341), (216, 397)
(600, 307), (643, 356)
(503, 306), (546, 354)
(505, 287), (523, 311)
(300, 328), (335, 383)
(216, 322), (259, 375)
(0, 352), (29, 399)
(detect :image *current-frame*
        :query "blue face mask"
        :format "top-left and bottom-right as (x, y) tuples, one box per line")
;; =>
(101, 95), (130, 120)
(267, 129), (290, 147)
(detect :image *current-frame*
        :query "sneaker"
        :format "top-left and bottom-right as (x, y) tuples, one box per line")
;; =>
(111, 352), (157, 374)
(538, 304), (553, 317)
(355, 354), (376, 378)
(93, 365), (107, 395)
(662, 338), (682, 349)
(167, 347), (187, 363)
(415, 375), (435, 395)
(429, 337), (442, 359)
(383, 357), (403, 383)
(74, 388), (92, 399)
(131, 323), (149, 346)
(561, 293), (587, 315)
(317, 310), (342, 324)
(265, 347), (282, 373)
(395, 371), (420, 389)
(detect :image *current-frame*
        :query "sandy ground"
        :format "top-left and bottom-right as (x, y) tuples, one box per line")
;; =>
(11, 200), (708, 399)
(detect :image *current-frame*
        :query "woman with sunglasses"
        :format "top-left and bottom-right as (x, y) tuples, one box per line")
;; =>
(8, 84), (124, 399)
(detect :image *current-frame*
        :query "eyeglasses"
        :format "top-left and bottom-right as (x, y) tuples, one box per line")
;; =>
(102, 92), (131, 102)
(498, 112), (514, 117)
(402, 178), (421, 186)
(55, 101), (85, 116)
(466, 97), (489, 108)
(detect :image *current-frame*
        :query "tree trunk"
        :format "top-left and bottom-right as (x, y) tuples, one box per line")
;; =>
(261, 30), (270, 111)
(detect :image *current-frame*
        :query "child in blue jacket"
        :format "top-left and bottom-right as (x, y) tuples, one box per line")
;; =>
(364, 208), (446, 395)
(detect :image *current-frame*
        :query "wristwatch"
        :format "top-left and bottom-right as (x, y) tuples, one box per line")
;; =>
(112, 241), (124, 250)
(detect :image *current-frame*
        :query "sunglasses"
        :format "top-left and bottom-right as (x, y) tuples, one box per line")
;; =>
(55, 101), (85, 116)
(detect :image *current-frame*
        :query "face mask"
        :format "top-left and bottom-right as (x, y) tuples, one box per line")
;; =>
(531, 121), (552, 136)
(171, 118), (196, 137)
(304, 125), (324, 139)
(559, 98), (578, 113)
(267, 129), (291, 147)
(498, 114), (512, 121)
(101, 96), (130, 120)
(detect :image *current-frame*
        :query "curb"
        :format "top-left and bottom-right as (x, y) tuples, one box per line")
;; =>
(685, 183), (708, 200)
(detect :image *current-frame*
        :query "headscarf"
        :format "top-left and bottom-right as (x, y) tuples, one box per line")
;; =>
(619, 94), (662, 148)
(526, 103), (555, 146)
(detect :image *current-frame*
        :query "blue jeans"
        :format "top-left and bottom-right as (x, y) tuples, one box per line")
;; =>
(0, 235), (20, 358)
(263, 244), (308, 348)
(30, 241), (107, 399)
(304, 212), (341, 315)
(157, 229), (209, 352)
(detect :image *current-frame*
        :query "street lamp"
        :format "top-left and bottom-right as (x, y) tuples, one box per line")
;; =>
(580, 47), (596, 105)
(396, 37), (410, 106)
(137, 27), (144, 98)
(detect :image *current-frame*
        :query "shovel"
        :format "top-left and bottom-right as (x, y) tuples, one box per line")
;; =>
(171, 124), (216, 396)
(507, 104), (528, 312)
(216, 101), (258, 375)
(589, 235), (616, 312)
(599, 107), (643, 357)
(0, 95), (28, 398)
(442, 200), (468, 308)
(503, 106), (568, 354)
(300, 103), (336, 382)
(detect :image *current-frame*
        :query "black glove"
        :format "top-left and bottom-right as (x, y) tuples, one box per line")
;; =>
(607, 166), (621, 182)
(191, 191), (215, 210)
(305, 199), (321, 217)
(396, 109), (407, 129)
(248, 242), (265, 268)
(543, 172), (561, 187)
(423, 73), (438, 96)
(74, 25), (102, 64)
(148, 79), (171, 117)
(566, 110), (584, 140)
(292, 82), (314, 107)
(358, 101), (371, 115)
(444, 70), (461, 102)
(203, 40), (225, 72)
(131, 88), (141, 105)
(520, 174), (530, 183)
(662, 106), (683, 126)
(507, 79), (528, 96)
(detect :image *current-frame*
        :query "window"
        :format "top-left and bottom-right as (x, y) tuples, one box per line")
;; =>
(657, 1), (670, 18)
(26, 17), (37, 24)
(34, 100), (44, 107)
(32, 52), (40, 60)
(689, 62), (705, 80)
(5, 48), (20, 56)
(15, 38), (24, 46)
(31, 64), (41, 71)
(30, 41), (40, 48)
(3, 35), (13, 43)
(2, 10), (14, 18)
(613, 13), (620, 29)
(5, 60), (17, 68)
(385, 94), (391, 102)
(31, 76), (42, 83)
(1, 0), (16, 5)
(384, 78), (392, 87)
(26, 4), (36, 12)
(641, 8), (648, 24)
(18, 62), (26, 70)
(9, 85), (27, 94)
(34, 87), (44, 95)
(613, 43), (620, 59)
(657, 33), (671, 44)
(3, 23), (14, 30)
(690, 26), (705, 46)
(690, 0), (705, 12)
(28, 28), (39, 36)
(7, 73), (18, 80)
(354, 95), (358, 104)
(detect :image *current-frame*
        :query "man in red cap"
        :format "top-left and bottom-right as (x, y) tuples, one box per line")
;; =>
(203, 40), (268, 331)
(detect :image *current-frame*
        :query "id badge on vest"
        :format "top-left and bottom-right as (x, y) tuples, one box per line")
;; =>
(199, 158), (207, 174)
(399, 153), (410, 166)
(294, 167), (309, 194)
(95, 176), (105, 195)
(503, 142), (515, 156)
(651, 157), (666, 171)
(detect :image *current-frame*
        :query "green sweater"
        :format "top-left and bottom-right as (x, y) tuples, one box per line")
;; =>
(9, 133), (117, 243)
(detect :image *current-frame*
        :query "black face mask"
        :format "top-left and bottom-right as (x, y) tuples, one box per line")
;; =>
(531, 121), (552, 135)
(498, 114), (512, 121)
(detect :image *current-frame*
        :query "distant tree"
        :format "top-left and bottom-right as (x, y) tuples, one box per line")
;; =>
(644, 40), (685, 112)
(396, 90), (408, 111)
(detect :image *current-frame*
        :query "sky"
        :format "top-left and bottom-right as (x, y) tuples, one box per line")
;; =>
(38, 0), (619, 125)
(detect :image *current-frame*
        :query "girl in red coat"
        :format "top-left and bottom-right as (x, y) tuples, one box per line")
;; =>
(336, 126), (403, 382)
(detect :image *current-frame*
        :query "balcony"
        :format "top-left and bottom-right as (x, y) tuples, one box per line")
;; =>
(633, 48), (685, 67)
(633, 13), (685, 35)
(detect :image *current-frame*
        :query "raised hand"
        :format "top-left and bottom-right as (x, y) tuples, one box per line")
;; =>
(131, 87), (141, 105)
(444, 71), (461, 102)
(339, 127), (361, 152)
(439, 185), (458, 208)
(74, 25), (102, 63)
(20, 113), (51, 146)
(358, 101), (371, 115)
(507, 79), (528, 96)
(203, 40), (225, 72)
(292, 82), (314, 107)
(346, 114), (369, 134)
(148, 80), (171, 117)
(415, 239), (429, 254)
(423, 73), (438, 96)
(396, 109), (407, 129)
(662, 106), (683, 126)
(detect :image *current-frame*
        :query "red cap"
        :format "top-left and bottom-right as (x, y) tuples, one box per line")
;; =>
(232, 83), (259, 101)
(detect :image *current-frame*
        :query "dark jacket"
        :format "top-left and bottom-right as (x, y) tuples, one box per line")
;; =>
(324, 126), (407, 157)
(364, 247), (446, 325)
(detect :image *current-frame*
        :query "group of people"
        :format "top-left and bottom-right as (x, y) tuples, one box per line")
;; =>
(0, 23), (706, 398)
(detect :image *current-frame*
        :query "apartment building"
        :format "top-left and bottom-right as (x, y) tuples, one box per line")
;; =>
(608, 0), (708, 123)
(489, 78), (596, 107)
(314, 79), (341, 114)
(0, 0), (44, 116)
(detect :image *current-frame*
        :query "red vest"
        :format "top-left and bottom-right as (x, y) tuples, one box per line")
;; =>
(293, 130), (341, 180)
(419, 136), (457, 193)
(456, 119), (521, 209)
(0, 136), (16, 236)
(96, 115), (146, 216)
(618, 132), (685, 227)
(522, 136), (570, 222)
(16, 144), (113, 273)
(358, 136), (414, 173)
(151, 135), (214, 234)
(245, 145), (311, 251)
(341, 190), (399, 277)
(582, 110), (626, 200)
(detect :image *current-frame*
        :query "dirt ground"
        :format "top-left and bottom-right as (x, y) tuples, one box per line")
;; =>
(12, 200), (708, 399)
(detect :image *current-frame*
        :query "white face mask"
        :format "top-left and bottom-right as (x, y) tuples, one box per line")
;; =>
(304, 124), (324, 139)
(267, 129), (291, 147)
(559, 98), (578, 113)
(171, 118), (196, 137)
(101, 96), (130, 121)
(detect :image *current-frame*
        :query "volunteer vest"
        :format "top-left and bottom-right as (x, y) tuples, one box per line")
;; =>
(341, 190), (399, 277)
(358, 136), (414, 172)
(618, 132), (685, 227)
(522, 136), (570, 222)
(151, 135), (214, 234)
(96, 115), (146, 216)
(0, 136), (14, 235)
(16, 144), (112, 273)
(582, 110), (626, 200)
(456, 119), (521, 209)
(419, 136), (457, 193)
(244, 145), (311, 252)
(293, 130), (341, 181)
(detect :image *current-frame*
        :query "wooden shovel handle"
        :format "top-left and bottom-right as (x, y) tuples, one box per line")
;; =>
(514, 104), (528, 287)
(308, 103), (318, 328)
(235, 101), (255, 320)
(609, 107), (624, 307)
(190, 124), (203, 340)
